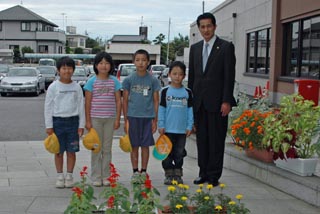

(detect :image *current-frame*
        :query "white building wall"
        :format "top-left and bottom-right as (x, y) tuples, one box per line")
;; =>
(189, 0), (272, 95)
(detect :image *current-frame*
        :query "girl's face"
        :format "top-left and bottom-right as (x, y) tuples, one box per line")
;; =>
(169, 66), (185, 87)
(58, 65), (74, 83)
(96, 58), (111, 76)
(134, 54), (149, 72)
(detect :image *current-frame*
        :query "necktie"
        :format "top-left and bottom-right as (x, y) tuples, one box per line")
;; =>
(203, 43), (209, 72)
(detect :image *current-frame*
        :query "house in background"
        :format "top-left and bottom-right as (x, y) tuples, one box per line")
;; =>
(106, 26), (161, 66)
(0, 5), (65, 55)
(189, 0), (320, 104)
(65, 26), (90, 54)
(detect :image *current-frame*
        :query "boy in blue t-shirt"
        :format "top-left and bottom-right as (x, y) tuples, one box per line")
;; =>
(122, 49), (161, 181)
(158, 61), (194, 184)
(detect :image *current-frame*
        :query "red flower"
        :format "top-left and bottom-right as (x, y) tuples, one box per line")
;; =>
(286, 147), (298, 158)
(80, 166), (88, 177)
(72, 187), (83, 198)
(141, 191), (148, 198)
(145, 177), (152, 189)
(107, 195), (115, 208)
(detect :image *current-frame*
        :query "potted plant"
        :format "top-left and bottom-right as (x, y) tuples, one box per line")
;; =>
(262, 94), (320, 176)
(230, 109), (273, 162)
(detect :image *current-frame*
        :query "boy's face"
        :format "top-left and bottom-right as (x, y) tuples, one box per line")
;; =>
(134, 54), (149, 72)
(58, 65), (74, 82)
(169, 66), (185, 86)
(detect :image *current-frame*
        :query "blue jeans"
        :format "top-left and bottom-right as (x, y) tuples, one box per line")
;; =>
(162, 133), (187, 169)
(53, 116), (79, 153)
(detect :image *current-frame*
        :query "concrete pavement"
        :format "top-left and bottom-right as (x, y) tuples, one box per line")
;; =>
(0, 139), (320, 214)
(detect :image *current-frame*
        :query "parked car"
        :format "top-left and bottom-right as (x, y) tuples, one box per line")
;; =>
(149, 64), (166, 75)
(0, 67), (45, 96)
(116, 63), (136, 84)
(0, 64), (11, 82)
(37, 66), (57, 89)
(72, 66), (88, 89)
(39, 58), (56, 67)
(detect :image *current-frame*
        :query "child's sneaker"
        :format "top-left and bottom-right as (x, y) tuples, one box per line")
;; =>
(174, 176), (184, 184)
(131, 171), (141, 184)
(65, 174), (74, 188)
(164, 176), (173, 185)
(55, 174), (65, 188)
(92, 181), (102, 187)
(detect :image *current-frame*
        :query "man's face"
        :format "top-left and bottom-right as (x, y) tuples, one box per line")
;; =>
(198, 18), (216, 42)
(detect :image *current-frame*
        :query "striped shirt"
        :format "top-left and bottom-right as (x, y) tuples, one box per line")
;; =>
(84, 75), (121, 118)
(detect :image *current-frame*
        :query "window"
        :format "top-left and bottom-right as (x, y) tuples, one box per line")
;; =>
(39, 45), (48, 53)
(21, 22), (31, 31)
(284, 16), (320, 79)
(79, 38), (85, 47)
(0, 22), (2, 31)
(246, 28), (271, 74)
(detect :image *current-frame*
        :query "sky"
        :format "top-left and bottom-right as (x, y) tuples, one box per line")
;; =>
(0, 0), (225, 42)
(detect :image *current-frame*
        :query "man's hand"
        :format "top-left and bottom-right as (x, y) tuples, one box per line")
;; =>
(220, 102), (231, 117)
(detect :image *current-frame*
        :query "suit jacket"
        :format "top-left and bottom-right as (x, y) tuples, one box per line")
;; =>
(188, 36), (236, 113)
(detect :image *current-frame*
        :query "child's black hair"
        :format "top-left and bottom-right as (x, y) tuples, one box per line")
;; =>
(133, 49), (150, 61)
(93, 51), (115, 75)
(56, 56), (75, 70)
(169, 61), (186, 75)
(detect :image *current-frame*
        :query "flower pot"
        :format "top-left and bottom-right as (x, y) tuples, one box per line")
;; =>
(157, 205), (196, 214)
(245, 148), (274, 163)
(274, 158), (318, 176)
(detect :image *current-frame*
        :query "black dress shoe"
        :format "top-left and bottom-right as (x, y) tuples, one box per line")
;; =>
(207, 180), (219, 186)
(193, 177), (207, 185)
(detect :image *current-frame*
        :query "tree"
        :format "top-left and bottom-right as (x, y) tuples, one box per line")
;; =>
(171, 34), (189, 57)
(86, 37), (99, 48)
(74, 47), (83, 54)
(21, 46), (34, 57)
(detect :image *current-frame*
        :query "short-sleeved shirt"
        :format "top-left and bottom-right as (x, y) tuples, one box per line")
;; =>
(83, 75), (121, 118)
(122, 72), (161, 118)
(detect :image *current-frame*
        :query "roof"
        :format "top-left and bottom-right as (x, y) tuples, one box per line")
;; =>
(0, 5), (58, 27)
(111, 35), (146, 42)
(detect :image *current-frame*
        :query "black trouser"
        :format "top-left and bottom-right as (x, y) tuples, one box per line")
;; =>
(195, 104), (228, 181)
(162, 133), (187, 170)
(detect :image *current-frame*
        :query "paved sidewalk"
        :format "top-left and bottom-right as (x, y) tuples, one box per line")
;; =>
(0, 140), (319, 214)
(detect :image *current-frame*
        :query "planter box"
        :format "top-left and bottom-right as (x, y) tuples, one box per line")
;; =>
(245, 149), (274, 163)
(274, 158), (318, 176)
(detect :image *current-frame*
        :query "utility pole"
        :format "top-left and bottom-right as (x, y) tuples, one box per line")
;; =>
(61, 13), (66, 31)
(202, 1), (205, 13)
(166, 17), (171, 66)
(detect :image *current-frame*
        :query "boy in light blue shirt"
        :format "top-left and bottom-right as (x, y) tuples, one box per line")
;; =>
(158, 61), (194, 184)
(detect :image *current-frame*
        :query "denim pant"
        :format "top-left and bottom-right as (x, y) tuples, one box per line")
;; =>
(162, 133), (187, 170)
(90, 117), (115, 182)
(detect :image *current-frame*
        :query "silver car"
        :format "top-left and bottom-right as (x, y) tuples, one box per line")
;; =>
(0, 67), (45, 96)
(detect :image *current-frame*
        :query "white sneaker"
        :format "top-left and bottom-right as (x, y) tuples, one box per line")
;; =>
(92, 181), (102, 187)
(56, 174), (65, 188)
(131, 172), (141, 184)
(65, 174), (74, 188)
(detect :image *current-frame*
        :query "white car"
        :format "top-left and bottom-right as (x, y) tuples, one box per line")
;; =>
(0, 67), (45, 96)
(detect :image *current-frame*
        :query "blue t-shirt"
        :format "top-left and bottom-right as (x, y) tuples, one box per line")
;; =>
(122, 72), (161, 118)
(158, 85), (194, 134)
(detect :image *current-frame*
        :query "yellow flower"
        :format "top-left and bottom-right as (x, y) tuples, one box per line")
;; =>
(181, 196), (188, 201)
(204, 196), (210, 200)
(215, 205), (223, 210)
(183, 184), (189, 189)
(206, 184), (213, 189)
(228, 201), (236, 205)
(219, 183), (226, 188)
(176, 204), (183, 209)
(236, 194), (243, 200)
(198, 184), (204, 188)
(178, 184), (184, 188)
(171, 180), (178, 185)
(168, 186), (175, 192)
(196, 189), (202, 193)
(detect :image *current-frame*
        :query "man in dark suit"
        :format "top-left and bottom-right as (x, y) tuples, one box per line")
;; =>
(188, 13), (236, 186)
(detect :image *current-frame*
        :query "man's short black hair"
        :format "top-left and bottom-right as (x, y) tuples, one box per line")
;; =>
(56, 56), (75, 71)
(197, 12), (216, 27)
(133, 49), (150, 61)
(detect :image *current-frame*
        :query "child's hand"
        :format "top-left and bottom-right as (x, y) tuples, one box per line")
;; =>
(158, 128), (165, 135)
(152, 119), (157, 134)
(46, 128), (54, 136)
(114, 119), (120, 130)
(186, 130), (192, 137)
(124, 120), (129, 134)
(85, 121), (92, 130)
(78, 128), (84, 137)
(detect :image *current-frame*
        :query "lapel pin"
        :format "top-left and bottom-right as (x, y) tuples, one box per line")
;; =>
(217, 46), (220, 49)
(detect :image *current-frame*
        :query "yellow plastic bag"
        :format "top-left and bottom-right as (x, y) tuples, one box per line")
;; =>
(44, 133), (60, 154)
(83, 128), (101, 153)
